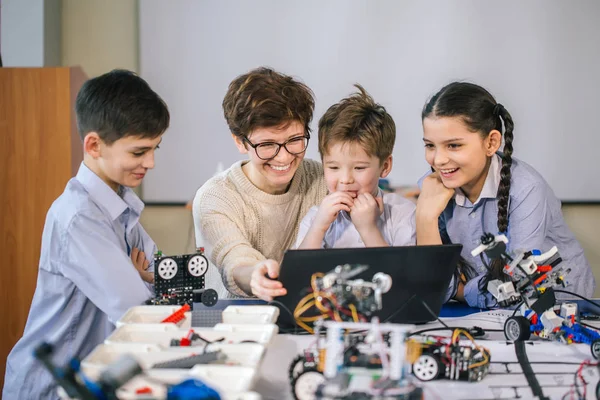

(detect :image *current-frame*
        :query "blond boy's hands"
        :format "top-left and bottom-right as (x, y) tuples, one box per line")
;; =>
(250, 259), (286, 302)
(131, 247), (154, 284)
(349, 192), (383, 233)
(311, 192), (355, 233)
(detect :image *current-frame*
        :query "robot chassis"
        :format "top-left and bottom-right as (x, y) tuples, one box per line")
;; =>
(291, 264), (420, 399)
(150, 249), (211, 306)
(290, 318), (422, 400)
(472, 232), (600, 358)
(289, 264), (492, 399)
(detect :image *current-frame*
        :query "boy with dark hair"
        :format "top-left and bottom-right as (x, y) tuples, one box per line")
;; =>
(296, 84), (416, 249)
(3, 69), (170, 399)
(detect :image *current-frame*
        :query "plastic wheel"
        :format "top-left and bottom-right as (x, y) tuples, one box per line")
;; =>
(187, 254), (208, 277)
(591, 338), (600, 359)
(291, 368), (324, 400)
(289, 355), (307, 380)
(412, 354), (441, 381)
(504, 316), (531, 341)
(199, 288), (218, 307)
(157, 258), (178, 280)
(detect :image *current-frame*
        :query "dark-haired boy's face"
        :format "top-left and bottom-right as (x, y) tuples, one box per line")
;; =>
(95, 135), (162, 191)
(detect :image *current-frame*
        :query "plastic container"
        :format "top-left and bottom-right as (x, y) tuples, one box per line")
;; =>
(82, 342), (266, 369)
(78, 365), (261, 399)
(105, 324), (277, 347)
(117, 305), (192, 329)
(221, 305), (280, 325)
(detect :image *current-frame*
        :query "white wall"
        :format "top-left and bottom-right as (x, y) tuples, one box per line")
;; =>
(60, 0), (142, 195)
(138, 0), (599, 202)
(1, 0), (61, 66)
(61, 0), (138, 77)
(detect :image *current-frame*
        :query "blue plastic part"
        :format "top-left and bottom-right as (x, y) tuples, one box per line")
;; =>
(531, 321), (544, 333)
(167, 378), (221, 400)
(532, 249), (542, 256)
(82, 376), (107, 400)
(69, 358), (81, 371)
(561, 323), (600, 345)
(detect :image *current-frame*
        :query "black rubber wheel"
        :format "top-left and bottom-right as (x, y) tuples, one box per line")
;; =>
(193, 288), (218, 307)
(504, 316), (531, 341)
(289, 355), (306, 380)
(591, 338), (600, 359)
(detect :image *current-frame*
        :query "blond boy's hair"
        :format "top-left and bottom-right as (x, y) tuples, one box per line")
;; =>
(318, 84), (395, 162)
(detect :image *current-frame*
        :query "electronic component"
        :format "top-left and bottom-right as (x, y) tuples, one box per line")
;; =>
(293, 264), (392, 332)
(410, 329), (490, 382)
(150, 249), (209, 305)
(152, 351), (225, 369)
(289, 319), (422, 400)
(473, 233), (600, 358)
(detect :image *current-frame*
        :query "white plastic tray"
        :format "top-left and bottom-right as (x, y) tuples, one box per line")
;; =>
(117, 305), (192, 329)
(222, 305), (280, 324)
(82, 342), (266, 369)
(105, 324), (277, 347)
(81, 364), (258, 396)
(214, 323), (278, 336)
(117, 305), (280, 328)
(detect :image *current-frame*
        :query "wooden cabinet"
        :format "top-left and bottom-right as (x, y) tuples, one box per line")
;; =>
(0, 67), (86, 391)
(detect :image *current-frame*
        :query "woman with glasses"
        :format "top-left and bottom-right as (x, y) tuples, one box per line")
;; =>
(193, 67), (327, 300)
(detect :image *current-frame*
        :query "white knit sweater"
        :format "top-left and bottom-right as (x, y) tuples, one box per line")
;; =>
(193, 159), (327, 296)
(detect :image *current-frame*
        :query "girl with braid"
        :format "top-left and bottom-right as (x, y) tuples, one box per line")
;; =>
(416, 82), (594, 308)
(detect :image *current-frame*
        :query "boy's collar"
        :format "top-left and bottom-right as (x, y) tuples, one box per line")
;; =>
(76, 163), (144, 220)
(454, 153), (501, 207)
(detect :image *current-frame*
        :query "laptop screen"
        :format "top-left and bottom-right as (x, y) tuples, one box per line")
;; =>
(275, 244), (462, 328)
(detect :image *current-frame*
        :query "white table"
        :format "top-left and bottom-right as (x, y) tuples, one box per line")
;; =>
(254, 311), (600, 400)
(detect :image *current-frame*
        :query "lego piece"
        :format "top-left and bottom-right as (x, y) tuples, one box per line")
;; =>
(152, 351), (224, 369)
(561, 302), (578, 319)
(161, 304), (190, 325)
(135, 386), (153, 394)
(540, 310), (563, 331)
(167, 378), (221, 400)
(487, 280), (519, 307)
(193, 289), (218, 307)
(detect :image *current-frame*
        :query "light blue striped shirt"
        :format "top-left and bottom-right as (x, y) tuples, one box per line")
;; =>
(3, 163), (155, 400)
(422, 154), (595, 308)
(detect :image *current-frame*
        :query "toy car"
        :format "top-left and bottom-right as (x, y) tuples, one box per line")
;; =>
(473, 233), (600, 359)
(410, 329), (491, 382)
(289, 319), (423, 400)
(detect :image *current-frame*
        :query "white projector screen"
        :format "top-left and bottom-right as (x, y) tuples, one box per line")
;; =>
(139, 0), (600, 203)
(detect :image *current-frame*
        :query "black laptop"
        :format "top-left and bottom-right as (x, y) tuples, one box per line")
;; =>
(275, 244), (462, 327)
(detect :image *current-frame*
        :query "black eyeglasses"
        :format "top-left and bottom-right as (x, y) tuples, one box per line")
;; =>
(243, 134), (310, 160)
